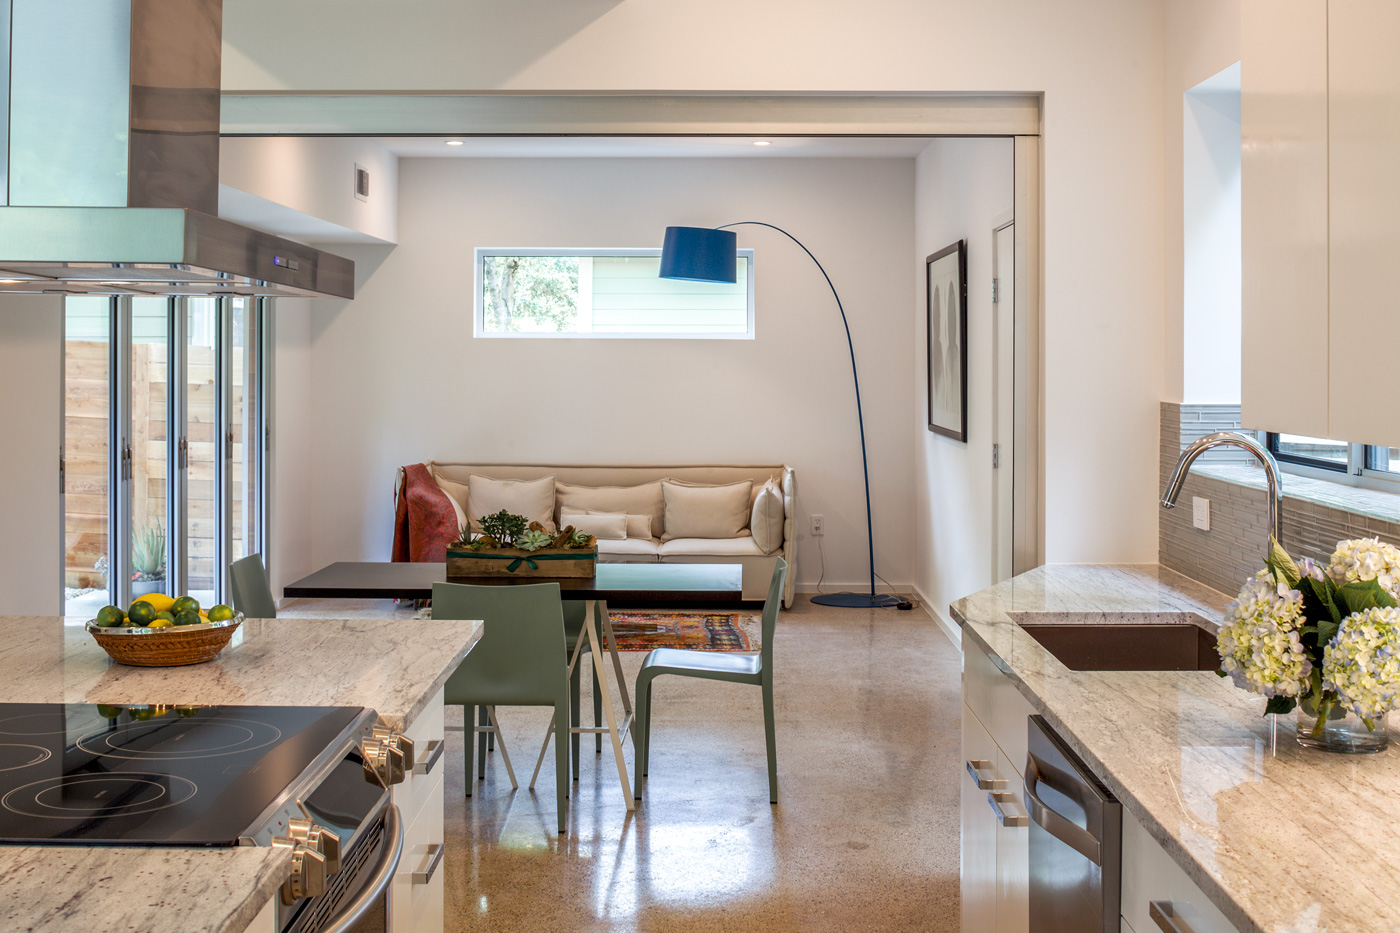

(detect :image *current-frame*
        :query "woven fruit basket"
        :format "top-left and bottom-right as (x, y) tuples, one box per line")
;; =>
(85, 616), (244, 667)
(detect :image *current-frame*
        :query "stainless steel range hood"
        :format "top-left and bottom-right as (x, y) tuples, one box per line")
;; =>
(0, 0), (353, 299)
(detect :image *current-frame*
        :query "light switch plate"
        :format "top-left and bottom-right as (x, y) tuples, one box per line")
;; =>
(1192, 496), (1210, 531)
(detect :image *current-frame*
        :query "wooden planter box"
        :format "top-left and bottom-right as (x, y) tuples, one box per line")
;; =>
(446, 545), (598, 578)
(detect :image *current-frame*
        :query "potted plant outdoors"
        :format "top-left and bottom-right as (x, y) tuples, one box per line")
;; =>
(131, 520), (167, 598)
(446, 509), (598, 578)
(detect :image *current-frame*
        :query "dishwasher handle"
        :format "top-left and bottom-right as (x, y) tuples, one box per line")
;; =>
(1024, 752), (1102, 865)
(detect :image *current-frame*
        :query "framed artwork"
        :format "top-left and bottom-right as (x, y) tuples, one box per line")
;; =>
(926, 239), (968, 441)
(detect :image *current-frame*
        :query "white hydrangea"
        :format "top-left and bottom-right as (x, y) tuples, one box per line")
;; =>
(1327, 537), (1400, 599)
(1217, 574), (1311, 698)
(1323, 606), (1400, 721)
(1296, 557), (1326, 583)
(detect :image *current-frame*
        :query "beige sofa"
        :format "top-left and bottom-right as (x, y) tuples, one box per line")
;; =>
(425, 462), (797, 607)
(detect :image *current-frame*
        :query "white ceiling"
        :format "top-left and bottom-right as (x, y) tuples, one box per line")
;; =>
(374, 135), (935, 159)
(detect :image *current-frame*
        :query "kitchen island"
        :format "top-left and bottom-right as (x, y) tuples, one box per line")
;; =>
(0, 615), (482, 933)
(953, 564), (1400, 933)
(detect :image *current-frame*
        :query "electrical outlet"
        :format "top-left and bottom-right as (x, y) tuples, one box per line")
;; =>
(1192, 496), (1210, 531)
(811, 515), (824, 536)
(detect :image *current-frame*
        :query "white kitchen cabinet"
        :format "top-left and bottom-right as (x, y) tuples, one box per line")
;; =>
(1241, 0), (1330, 437)
(1121, 809), (1240, 933)
(961, 631), (1034, 933)
(388, 688), (446, 933)
(245, 894), (277, 932)
(1242, 0), (1400, 445)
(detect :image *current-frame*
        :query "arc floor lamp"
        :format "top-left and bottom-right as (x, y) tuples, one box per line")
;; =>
(659, 223), (903, 609)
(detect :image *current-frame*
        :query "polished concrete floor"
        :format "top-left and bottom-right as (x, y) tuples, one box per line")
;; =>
(434, 597), (964, 932)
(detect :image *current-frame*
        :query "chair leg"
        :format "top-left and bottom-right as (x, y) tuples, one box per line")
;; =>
(633, 675), (650, 798)
(485, 707), (518, 790)
(570, 657), (581, 780)
(762, 679), (778, 804)
(464, 705), (475, 798)
(553, 700), (571, 835)
(592, 663), (603, 755)
(477, 707), (489, 779)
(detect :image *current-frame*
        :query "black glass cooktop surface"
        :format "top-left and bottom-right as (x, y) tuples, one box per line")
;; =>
(0, 702), (366, 846)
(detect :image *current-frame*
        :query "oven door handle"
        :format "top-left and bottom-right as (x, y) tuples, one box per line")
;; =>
(319, 803), (405, 933)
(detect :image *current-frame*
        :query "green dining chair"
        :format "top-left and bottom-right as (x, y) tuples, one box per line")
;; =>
(433, 582), (572, 834)
(229, 553), (277, 618)
(633, 558), (788, 803)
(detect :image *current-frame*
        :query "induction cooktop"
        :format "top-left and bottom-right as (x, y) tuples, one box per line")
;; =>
(0, 702), (370, 846)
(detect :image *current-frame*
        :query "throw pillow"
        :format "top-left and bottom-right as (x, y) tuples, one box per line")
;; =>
(432, 475), (469, 536)
(567, 512), (628, 541)
(467, 473), (556, 533)
(556, 481), (665, 537)
(750, 478), (785, 555)
(660, 480), (753, 541)
(561, 506), (652, 540)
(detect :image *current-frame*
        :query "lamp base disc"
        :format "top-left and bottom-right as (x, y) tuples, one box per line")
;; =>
(810, 592), (905, 609)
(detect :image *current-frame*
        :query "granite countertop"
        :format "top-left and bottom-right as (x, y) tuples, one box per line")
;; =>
(0, 616), (482, 731)
(0, 615), (482, 933)
(0, 845), (291, 933)
(951, 564), (1400, 933)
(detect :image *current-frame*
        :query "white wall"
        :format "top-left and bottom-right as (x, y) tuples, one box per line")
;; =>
(0, 295), (62, 615)
(286, 157), (916, 590)
(267, 308), (316, 600)
(912, 139), (1014, 626)
(219, 137), (399, 244)
(1182, 65), (1242, 404)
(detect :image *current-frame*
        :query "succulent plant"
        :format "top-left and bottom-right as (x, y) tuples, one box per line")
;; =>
(516, 529), (554, 552)
(569, 529), (596, 549)
(478, 510), (528, 547)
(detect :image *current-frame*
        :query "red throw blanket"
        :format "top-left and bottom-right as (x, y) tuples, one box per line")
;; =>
(392, 463), (458, 562)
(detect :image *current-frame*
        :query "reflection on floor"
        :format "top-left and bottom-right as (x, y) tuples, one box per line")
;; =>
(435, 596), (963, 933)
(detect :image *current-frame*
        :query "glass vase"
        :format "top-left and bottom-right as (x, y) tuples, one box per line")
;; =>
(1296, 692), (1390, 754)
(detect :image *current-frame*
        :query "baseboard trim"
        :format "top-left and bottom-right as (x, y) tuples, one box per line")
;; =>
(913, 584), (962, 651)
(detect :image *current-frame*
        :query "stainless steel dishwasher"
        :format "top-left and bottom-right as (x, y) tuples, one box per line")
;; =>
(1025, 715), (1122, 933)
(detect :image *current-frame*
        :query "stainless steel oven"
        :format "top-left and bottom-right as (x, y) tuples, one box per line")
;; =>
(1025, 714), (1122, 933)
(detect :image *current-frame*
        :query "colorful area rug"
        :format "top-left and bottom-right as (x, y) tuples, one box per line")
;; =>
(606, 611), (753, 651)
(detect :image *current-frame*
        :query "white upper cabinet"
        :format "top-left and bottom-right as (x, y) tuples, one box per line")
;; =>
(1241, 0), (1329, 437)
(1243, 0), (1400, 445)
(1328, 0), (1400, 446)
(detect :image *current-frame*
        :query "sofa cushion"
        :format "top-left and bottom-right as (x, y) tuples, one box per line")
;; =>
(560, 505), (651, 540)
(597, 537), (661, 561)
(661, 480), (752, 542)
(432, 476), (470, 536)
(467, 473), (556, 533)
(749, 478), (785, 555)
(557, 481), (665, 537)
(658, 536), (769, 558)
(568, 512), (627, 540)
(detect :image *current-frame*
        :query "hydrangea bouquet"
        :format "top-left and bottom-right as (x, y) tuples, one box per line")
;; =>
(1217, 536), (1400, 750)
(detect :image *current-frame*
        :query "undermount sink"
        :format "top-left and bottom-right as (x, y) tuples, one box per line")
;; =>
(1007, 612), (1220, 672)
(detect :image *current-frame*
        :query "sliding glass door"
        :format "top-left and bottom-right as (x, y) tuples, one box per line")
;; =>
(62, 296), (269, 616)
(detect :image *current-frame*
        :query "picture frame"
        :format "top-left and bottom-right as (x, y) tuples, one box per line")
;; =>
(926, 239), (968, 441)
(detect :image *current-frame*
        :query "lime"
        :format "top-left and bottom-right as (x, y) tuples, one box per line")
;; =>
(174, 610), (202, 627)
(126, 602), (157, 626)
(207, 604), (235, 622)
(153, 610), (175, 624)
(175, 705), (201, 719)
(171, 596), (200, 615)
(95, 704), (123, 719)
(147, 618), (175, 628)
(94, 606), (125, 628)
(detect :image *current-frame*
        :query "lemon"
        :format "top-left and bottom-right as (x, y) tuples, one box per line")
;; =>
(171, 596), (200, 616)
(132, 592), (175, 613)
(126, 602), (157, 627)
(147, 619), (175, 628)
(207, 604), (235, 622)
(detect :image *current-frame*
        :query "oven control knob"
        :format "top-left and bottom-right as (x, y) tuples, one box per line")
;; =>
(360, 737), (407, 787)
(288, 818), (342, 875)
(372, 725), (416, 771)
(272, 837), (328, 903)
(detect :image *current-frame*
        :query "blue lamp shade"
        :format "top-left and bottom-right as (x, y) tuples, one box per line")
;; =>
(659, 226), (738, 284)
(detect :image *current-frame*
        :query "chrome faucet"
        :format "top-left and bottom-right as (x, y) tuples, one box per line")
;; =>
(1161, 431), (1284, 545)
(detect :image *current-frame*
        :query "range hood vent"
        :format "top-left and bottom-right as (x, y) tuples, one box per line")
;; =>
(0, 0), (353, 299)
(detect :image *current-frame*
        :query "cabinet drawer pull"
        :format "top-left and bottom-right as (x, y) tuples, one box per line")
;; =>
(413, 739), (445, 776)
(987, 791), (1027, 827)
(411, 843), (444, 885)
(1149, 901), (1188, 933)
(965, 759), (1006, 791)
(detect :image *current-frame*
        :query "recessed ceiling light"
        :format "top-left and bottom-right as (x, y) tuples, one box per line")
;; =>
(445, 140), (464, 146)
(753, 140), (771, 147)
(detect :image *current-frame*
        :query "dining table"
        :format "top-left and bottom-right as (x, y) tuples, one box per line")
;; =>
(283, 561), (743, 807)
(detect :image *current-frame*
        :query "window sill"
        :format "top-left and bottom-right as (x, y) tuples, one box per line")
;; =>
(1194, 463), (1400, 525)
